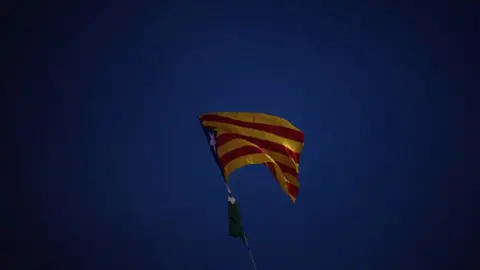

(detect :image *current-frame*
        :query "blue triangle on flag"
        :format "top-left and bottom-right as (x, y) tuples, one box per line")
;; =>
(201, 126), (225, 178)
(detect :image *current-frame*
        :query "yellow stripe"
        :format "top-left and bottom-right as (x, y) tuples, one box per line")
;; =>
(203, 121), (303, 153)
(286, 175), (299, 187)
(284, 173), (299, 187)
(217, 138), (299, 173)
(203, 112), (301, 131)
(223, 153), (300, 197)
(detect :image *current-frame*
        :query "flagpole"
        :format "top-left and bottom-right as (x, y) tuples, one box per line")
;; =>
(243, 232), (258, 270)
(224, 183), (258, 270)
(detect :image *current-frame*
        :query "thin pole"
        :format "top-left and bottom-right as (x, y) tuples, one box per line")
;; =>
(224, 183), (258, 270)
(243, 232), (258, 270)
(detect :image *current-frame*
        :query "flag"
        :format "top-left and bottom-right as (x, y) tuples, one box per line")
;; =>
(227, 188), (246, 243)
(199, 112), (304, 202)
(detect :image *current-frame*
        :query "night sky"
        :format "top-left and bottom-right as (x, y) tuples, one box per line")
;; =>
(7, 1), (478, 270)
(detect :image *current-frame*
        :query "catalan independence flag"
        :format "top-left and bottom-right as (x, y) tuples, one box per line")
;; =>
(199, 112), (304, 202)
(200, 112), (304, 269)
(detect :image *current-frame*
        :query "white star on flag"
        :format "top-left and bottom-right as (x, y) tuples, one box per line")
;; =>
(228, 195), (236, 204)
(209, 132), (216, 152)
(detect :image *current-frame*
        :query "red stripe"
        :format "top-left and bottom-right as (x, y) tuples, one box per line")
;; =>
(286, 182), (299, 199)
(219, 145), (264, 168)
(265, 162), (299, 199)
(200, 115), (304, 143)
(220, 145), (299, 177)
(216, 133), (301, 163)
(264, 163), (298, 180)
(264, 162), (277, 179)
(276, 162), (298, 177)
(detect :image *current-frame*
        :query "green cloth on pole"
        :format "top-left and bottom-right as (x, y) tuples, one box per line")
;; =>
(227, 193), (245, 243)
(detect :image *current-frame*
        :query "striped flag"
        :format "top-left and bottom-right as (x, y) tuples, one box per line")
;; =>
(200, 112), (304, 202)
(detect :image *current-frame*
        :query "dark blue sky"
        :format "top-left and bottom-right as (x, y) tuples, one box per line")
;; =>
(7, 1), (477, 270)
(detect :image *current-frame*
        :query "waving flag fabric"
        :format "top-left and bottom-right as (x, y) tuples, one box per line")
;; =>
(226, 185), (246, 243)
(199, 112), (304, 202)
